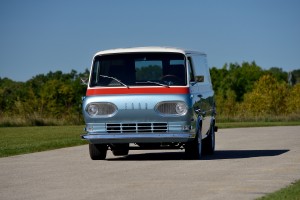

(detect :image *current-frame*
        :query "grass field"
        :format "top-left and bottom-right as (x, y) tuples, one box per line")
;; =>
(0, 126), (87, 157)
(257, 179), (300, 200)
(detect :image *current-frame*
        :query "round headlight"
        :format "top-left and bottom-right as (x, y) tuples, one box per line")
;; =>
(175, 102), (188, 115)
(85, 103), (118, 117)
(87, 104), (98, 116)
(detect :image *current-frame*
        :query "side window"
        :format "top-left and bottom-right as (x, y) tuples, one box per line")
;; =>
(190, 54), (210, 84)
(187, 57), (195, 82)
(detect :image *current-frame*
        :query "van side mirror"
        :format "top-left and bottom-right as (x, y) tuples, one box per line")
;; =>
(195, 75), (204, 82)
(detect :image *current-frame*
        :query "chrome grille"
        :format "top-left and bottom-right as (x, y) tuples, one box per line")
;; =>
(106, 123), (168, 133)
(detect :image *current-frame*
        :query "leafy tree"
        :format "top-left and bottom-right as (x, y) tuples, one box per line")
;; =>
(210, 65), (229, 92)
(286, 83), (300, 114)
(240, 75), (288, 117)
(215, 89), (237, 118)
(266, 67), (288, 83)
(291, 69), (300, 84)
(0, 69), (88, 124)
(210, 61), (265, 102)
(0, 78), (25, 114)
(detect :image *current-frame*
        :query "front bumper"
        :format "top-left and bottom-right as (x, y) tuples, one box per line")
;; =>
(81, 132), (196, 144)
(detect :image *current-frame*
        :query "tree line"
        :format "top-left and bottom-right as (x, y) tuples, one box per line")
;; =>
(0, 62), (300, 126)
(210, 62), (300, 121)
(0, 69), (89, 126)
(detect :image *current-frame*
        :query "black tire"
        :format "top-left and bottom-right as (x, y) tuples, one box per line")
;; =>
(89, 144), (107, 160)
(202, 123), (215, 155)
(185, 130), (202, 160)
(111, 143), (129, 156)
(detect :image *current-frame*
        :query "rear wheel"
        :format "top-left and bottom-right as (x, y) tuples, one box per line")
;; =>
(89, 144), (107, 160)
(185, 130), (202, 159)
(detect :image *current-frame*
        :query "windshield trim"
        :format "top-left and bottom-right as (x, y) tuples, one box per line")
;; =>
(89, 52), (187, 88)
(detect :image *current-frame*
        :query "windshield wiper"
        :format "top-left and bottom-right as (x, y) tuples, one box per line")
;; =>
(99, 75), (129, 88)
(136, 81), (170, 88)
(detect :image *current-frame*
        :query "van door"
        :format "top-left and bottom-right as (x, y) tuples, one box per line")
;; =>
(188, 54), (214, 136)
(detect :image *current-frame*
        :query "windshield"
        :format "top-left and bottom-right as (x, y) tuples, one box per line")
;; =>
(90, 52), (186, 87)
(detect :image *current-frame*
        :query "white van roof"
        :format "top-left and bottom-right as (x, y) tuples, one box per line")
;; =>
(94, 46), (206, 56)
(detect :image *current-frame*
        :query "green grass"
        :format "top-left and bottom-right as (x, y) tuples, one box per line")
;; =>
(257, 180), (300, 200)
(0, 126), (87, 157)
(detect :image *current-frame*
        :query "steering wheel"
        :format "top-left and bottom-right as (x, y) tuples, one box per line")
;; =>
(161, 75), (182, 84)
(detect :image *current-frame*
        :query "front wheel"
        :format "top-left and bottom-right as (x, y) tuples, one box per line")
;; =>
(89, 144), (107, 160)
(185, 131), (202, 159)
(202, 124), (215, 155)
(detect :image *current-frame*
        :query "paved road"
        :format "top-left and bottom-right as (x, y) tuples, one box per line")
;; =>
(1, 126), (300, 200)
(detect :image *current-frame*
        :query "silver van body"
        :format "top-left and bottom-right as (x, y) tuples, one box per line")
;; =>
(82, 47), (216, 159)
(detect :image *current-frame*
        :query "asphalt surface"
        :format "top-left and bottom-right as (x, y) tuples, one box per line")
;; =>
(1, 126), (300, 200)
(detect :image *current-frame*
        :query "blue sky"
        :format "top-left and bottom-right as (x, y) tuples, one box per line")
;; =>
(1, 0), (300, 82)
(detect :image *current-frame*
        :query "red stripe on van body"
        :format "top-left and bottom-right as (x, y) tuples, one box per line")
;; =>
(86, 87), (189, 96)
